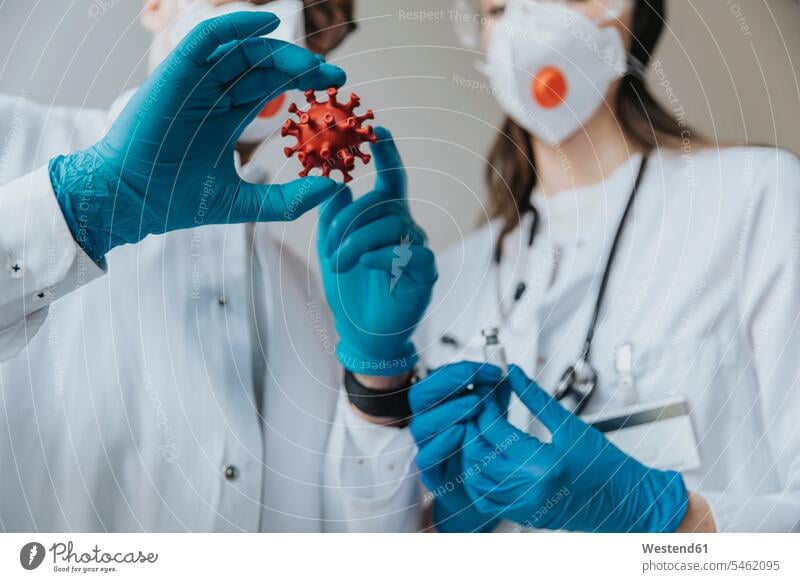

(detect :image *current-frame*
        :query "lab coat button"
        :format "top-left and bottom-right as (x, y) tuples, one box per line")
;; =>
(224, 465), (238, 480)
(7, 260), (23, 278)
(217, 295), (227, 306)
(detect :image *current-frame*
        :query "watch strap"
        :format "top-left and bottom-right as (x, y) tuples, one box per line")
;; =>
(344, 370), (414, 419)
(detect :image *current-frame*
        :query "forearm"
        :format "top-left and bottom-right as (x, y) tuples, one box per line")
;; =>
(676, 492), (717, 533)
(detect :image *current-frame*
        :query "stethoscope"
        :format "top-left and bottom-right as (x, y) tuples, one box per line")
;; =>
(442, 154), (650, 416)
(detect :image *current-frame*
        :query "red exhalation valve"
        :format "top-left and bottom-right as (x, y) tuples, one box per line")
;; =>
(282, 87), (377, 183)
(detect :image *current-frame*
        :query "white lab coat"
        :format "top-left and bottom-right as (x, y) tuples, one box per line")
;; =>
(417, 146), (800, 532)
(0, 94), (420, 532)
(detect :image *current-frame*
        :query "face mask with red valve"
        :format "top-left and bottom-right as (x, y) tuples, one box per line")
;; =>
(484, 0), (631, 147)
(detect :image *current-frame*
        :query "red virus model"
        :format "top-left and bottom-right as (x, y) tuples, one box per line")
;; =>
(282, 87), (377, 183)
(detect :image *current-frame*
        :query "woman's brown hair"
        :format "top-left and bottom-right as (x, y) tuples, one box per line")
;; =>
(486, 0), (690, 261)
(253, 0), (356, 55)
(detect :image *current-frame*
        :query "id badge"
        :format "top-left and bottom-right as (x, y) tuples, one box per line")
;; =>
(581, 395), (701, 472)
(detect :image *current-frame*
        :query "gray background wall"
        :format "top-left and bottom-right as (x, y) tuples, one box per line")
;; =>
(1, 0), (799, 260)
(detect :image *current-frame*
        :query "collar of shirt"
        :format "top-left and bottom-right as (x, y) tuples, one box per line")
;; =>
(531, 152), (644, 242)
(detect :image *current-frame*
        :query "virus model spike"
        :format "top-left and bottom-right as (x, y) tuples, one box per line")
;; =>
(282, 86), (378, 183)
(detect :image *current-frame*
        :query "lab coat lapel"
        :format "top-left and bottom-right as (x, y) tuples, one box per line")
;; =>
(256, 227), (339, 531)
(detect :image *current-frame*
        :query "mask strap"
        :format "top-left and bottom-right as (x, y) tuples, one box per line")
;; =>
(594, 0), (642, 79)
(599, 0), (646, 79)
(596, 0), (634, 23)
(626, 54), (648, 80)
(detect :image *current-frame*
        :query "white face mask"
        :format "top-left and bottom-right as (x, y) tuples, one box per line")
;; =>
(485, 0), (630, 147)
(169, 0), (306, 143)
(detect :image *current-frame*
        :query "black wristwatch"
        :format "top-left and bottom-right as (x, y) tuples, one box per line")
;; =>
(344, 370), (416, 419)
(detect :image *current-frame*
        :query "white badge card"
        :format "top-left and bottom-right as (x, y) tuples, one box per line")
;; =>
(581, 395), (701, 472)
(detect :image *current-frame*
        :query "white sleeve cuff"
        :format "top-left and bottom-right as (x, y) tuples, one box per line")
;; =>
(323, 391), (422, 531)
(0, 166), (105, 359)
(700, 491), (731, 532)
(700, 490), (800, 532)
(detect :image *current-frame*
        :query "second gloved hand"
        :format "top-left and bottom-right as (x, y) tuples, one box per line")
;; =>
(461, 365), (689, 532)
(409, 362), (509, 532)
(317, 127), (437, 376)
(49, 12), (346, 263)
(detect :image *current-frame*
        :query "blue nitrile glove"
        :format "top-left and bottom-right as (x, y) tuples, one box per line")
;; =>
(49, 12), (345, 264)
(409, 362), (510, 532)
(461, 365), (690, 532)
(317, 127), (437, 376)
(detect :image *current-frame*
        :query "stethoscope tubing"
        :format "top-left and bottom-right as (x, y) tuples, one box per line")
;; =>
(444, 154), (651, 413)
